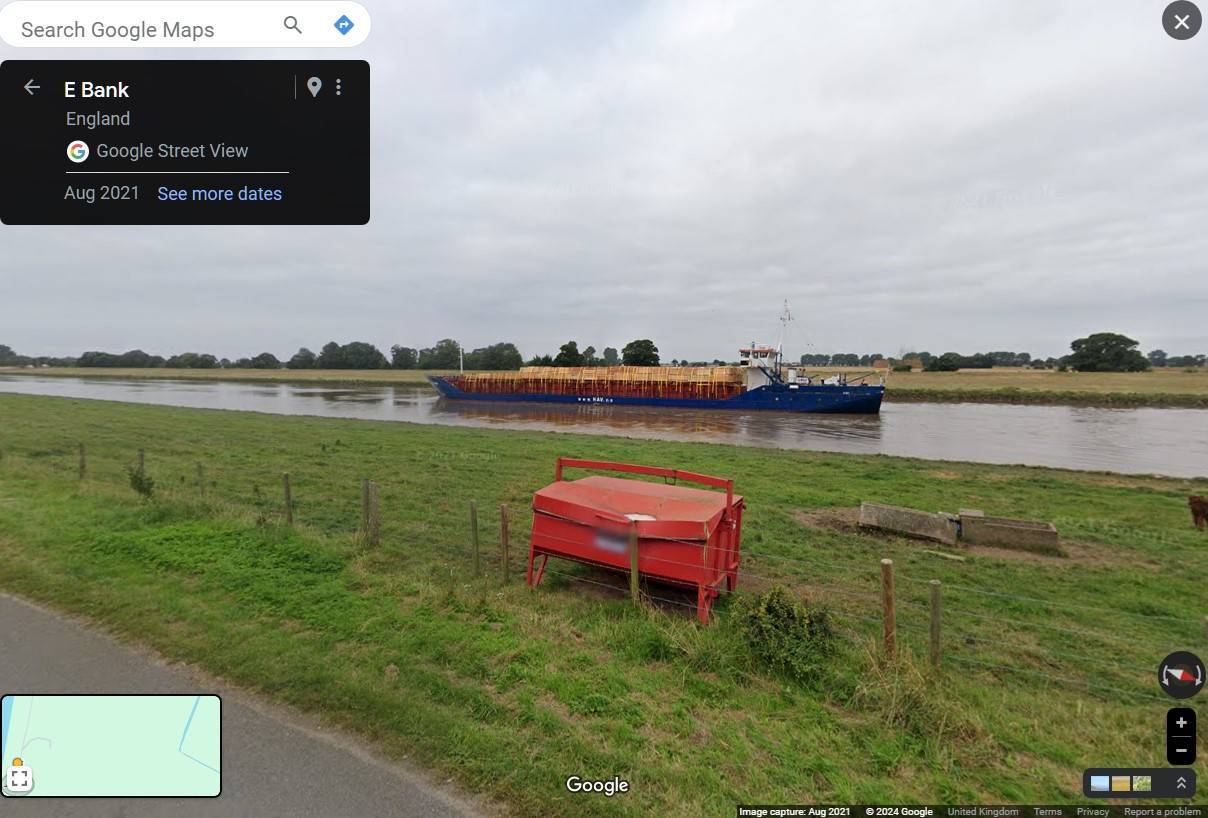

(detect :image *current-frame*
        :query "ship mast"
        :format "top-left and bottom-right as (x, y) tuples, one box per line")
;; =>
(776, 299), (792, 376)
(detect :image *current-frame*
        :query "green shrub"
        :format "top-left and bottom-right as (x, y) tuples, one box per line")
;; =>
(733, 585), (836, 683)
(892, 364), (912, 373)
(125, 465), (155, 499)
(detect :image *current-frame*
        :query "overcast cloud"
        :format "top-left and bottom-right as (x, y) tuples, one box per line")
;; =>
(3, 1), (1207, 361)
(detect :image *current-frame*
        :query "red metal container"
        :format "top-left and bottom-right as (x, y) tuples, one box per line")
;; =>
(527, 458), (744, 624)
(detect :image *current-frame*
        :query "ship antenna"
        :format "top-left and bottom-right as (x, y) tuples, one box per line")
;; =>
(777, 299), (793, 374)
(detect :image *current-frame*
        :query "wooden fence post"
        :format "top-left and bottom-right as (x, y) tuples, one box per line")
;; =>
(282, 473), (293, 526)
(880, 558), (896, 661)
(470, 501), (480, 577)
(628, 525), (640, 606)
(137, 448), (145, 474)
(929, 579), (942, 670)
(367, 481), (380, 546)
(360, 478), (370, 535)
(500, 504), (509, 584)
(78, 442), (86, 479)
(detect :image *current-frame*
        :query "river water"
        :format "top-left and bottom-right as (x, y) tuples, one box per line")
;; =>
(0, 375), (1203, 478)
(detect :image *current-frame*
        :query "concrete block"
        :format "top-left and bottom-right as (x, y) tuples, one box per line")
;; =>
(960, 514), (1060, 553)
(858, 502), (958, 546)
(959, 508), (984, 518)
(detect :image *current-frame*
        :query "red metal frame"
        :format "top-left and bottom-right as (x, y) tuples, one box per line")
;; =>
(552, 458), (735, 509)
(527, 458), (744, 624)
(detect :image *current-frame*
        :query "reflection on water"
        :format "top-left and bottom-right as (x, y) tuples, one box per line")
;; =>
(428, 399), (889, 449)
(0, 375), (1204, 478)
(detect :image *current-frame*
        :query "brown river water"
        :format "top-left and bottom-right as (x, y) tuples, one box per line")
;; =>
(0, 375), (1204, 478)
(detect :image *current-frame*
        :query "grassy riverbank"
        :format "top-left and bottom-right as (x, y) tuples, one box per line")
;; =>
(0, 394), (1204, 815)
(4, 365), (1207, 407)
(881, 368), (1208, 408)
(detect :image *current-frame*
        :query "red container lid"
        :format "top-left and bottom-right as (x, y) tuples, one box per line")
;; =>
(533, 475), (741, 541)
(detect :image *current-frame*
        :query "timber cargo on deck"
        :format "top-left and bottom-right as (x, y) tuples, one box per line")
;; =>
(527, 458), (744, 624)
(429, 344), (884, 414)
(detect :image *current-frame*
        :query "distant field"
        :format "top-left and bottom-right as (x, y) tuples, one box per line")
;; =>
(3, 365), (1206, 406)
(881, 367), (1208, 396)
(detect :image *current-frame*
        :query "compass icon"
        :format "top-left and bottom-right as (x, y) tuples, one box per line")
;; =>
(1159, 651), (1204, 699)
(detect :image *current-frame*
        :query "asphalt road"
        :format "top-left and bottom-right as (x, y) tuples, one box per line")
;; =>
(0, 592), (487, 817)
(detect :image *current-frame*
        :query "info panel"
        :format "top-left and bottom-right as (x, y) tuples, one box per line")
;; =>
(0, 60), (369, 224)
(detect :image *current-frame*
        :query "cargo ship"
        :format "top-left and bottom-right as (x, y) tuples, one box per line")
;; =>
(428, 343), (884, 414)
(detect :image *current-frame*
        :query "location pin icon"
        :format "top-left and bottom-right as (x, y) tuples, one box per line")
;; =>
(306, 77), (322, 97)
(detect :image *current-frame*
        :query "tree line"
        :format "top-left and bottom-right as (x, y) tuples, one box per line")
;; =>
(2, 333), (1203, 373)
(799, 333), (1203, 373)
(1145, 350), (1206, 368)
(59, 340), (528, 371)
(799, 350), (1038, 369)
(0, 338), (667, 371)
(799, 353), (891, 367)
(525, 339), (659, 367)
(918, 333), (1159, 372)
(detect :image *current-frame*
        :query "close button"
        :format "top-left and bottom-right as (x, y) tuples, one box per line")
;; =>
(1163, 1), (1203, 39)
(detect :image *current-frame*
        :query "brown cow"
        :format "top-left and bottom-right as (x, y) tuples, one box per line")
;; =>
(1191, 496), (1208, 531)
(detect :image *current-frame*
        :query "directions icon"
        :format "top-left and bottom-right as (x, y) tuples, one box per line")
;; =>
(1159, 651), (1204, 699)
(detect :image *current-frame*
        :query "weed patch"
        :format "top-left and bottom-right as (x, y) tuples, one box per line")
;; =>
(733, 585), (837, 684)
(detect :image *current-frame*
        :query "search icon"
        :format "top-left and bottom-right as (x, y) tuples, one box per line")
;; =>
(283, 15), (301, 33)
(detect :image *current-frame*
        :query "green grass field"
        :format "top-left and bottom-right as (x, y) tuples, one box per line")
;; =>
(4, 365), (1207, 406)
(880, 367), (1208, 407)
(0, 394), (1204, 815)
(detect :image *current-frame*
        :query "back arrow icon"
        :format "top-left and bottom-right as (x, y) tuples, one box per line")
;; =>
(24, 79), (40, 95)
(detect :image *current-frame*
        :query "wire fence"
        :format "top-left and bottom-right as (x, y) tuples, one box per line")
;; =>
(3, 442), (1204, 706)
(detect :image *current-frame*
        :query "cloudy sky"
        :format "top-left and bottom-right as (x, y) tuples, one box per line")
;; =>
(4, 1), (1208, 361)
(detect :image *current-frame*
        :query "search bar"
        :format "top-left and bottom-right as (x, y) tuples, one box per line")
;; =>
(0, 1), (371, 47)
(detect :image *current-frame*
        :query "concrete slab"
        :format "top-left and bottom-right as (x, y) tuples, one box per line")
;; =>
(960, 513), (1060, 553)
(857, 502), (958, 546)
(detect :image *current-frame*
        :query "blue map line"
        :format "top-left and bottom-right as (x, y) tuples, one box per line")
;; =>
(177, 696), (219, 775)
(1, 695), (12, 761)
(177, 696), (200, 753)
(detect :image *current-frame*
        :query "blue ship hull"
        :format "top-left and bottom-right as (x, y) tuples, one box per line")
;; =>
(428, 377), (884, 414)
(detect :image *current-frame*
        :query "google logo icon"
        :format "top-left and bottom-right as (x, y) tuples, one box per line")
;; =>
(66, 140), (90, 163)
